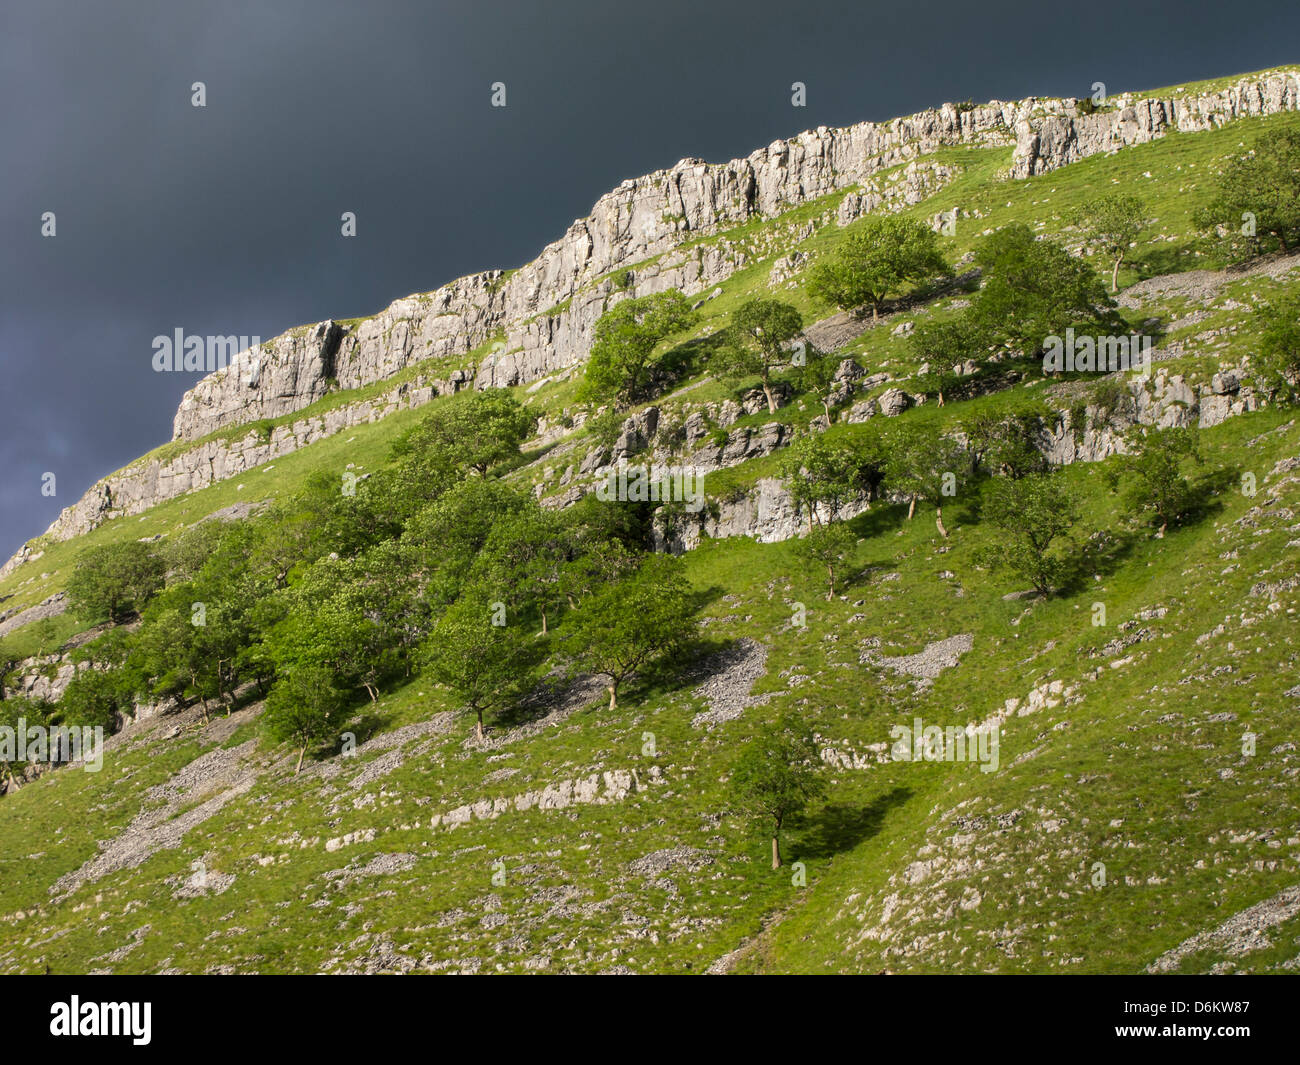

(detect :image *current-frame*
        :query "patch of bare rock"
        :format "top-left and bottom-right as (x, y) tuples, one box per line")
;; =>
(690, 637), (770, 728)
(863, 634), (974, 687)
(50, 739), (263, 900)
(1146, 884), (1300, 973)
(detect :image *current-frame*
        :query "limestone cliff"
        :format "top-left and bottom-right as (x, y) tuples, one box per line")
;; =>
(6, 69), (1297, 573)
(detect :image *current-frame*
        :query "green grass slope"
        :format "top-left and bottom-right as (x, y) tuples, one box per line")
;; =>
(1, 68), (1298, 976)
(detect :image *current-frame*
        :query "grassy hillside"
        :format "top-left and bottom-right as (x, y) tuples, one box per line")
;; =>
(1, 406), (1295, 974)
(1, 68), (1298, 975)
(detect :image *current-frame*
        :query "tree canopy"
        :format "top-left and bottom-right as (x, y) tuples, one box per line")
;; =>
(1197, 127), (1300, 258)
(712, 298), (805, 414)
(578, 290), (697, 406)
(806, 215), (948, 320)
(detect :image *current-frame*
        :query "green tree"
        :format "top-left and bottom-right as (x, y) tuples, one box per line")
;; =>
(65, 541), (166, 623)
(792, 346), (846, 421)
(355, 540), (432, 677)
(961, 406), (1049, 479)
(163, 520), (230, 582)
(980, 472), (1079, 595)
(57, 667), (129, 732)
(578, 290), (697, 406)
(730, 713), (826, 869)
(0, 641), (19, 701)
(388, 390), (536, 511)
(264, 664), (351, 773)
(559, 538), (640, 609)
(1253, 292), (1300, 403)
(1197, 127), (1300, 258)
(1113, 426), (1204, 536)
(806, 215), (948, 320)
(782, 432), (859, 526)
(913, 364), (960, 408)
(474, 504), (571, 635)
(403, 479), (532, 608)
(880, 422), (965, 535)
(796, 522), (857, 601)
(264, 555), (403, 706)
(0, 696), (49, 791)
(970, 224), (1116, 355)
(135, 587), (226, 721)
(418, 595), (543, 741)
(908, 316), (990, 404)
(1076, 194), (1146, 291)
(568, 553), (696, 711)
(713, 299), (804, 414)
(27, 617), (59, 658)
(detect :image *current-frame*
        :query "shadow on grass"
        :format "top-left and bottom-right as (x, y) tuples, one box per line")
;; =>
(1056, 526), (1143, 596)
(792, 786), (913, 863)
(633, 632), (743, 710)
(331, 702), (394, 754)
(1130, 242), (1201, 281)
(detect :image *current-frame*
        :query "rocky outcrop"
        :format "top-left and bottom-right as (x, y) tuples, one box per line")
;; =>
(173, 321), (344, 441)
(1011, 70), (1299, 179)
(10, 654), (77, 705)
(8, 71), (1297, 572)
(24, 366), (470, 549)
(429, 765), (664, 829)
(0, 592), (66, 638)
(656, 476), (875, 552)
(658, 361), (1261, 551)
(1039, 363), (1260, 466)
(170, 111), (1013, 445)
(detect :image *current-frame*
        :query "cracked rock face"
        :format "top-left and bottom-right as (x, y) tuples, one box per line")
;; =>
(1011, 71), (1299, 179)
(8, 74), (1298, 567)
(168, 92), (1029, 445)
(172, 321), (344, 441)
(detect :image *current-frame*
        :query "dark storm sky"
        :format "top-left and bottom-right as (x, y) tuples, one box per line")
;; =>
(2, 0), (1297, 559)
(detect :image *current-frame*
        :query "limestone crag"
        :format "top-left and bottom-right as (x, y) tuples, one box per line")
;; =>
(16, 368), (469, 556)
(1011, 70), (1300, 179)
(172, 321), (344, 441)
(171, 99), (1028, 441)
(7, 71), (1298, 571)
(656, 362), (1260, 550)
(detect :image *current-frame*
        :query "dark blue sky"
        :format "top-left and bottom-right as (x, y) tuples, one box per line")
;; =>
(2, 0), (1298, 557)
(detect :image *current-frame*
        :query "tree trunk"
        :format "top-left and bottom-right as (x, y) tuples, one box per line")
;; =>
(540, 608), (548, 636)
(907, 495), (917, 521)
(1111, 255), (1122, 293)
(366, 684), (378, 702)
(761, 380), (777, 414)
(937, 391), (945, 407)
(295, 745), (306, 774)
(935, 506), (949, 539)
(475, 709), (485, 742)
(771, 836), (781, 870)
(826, 563), (836, 601)
(871, 303), (879, 322)
(607, 684), (618, 712)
